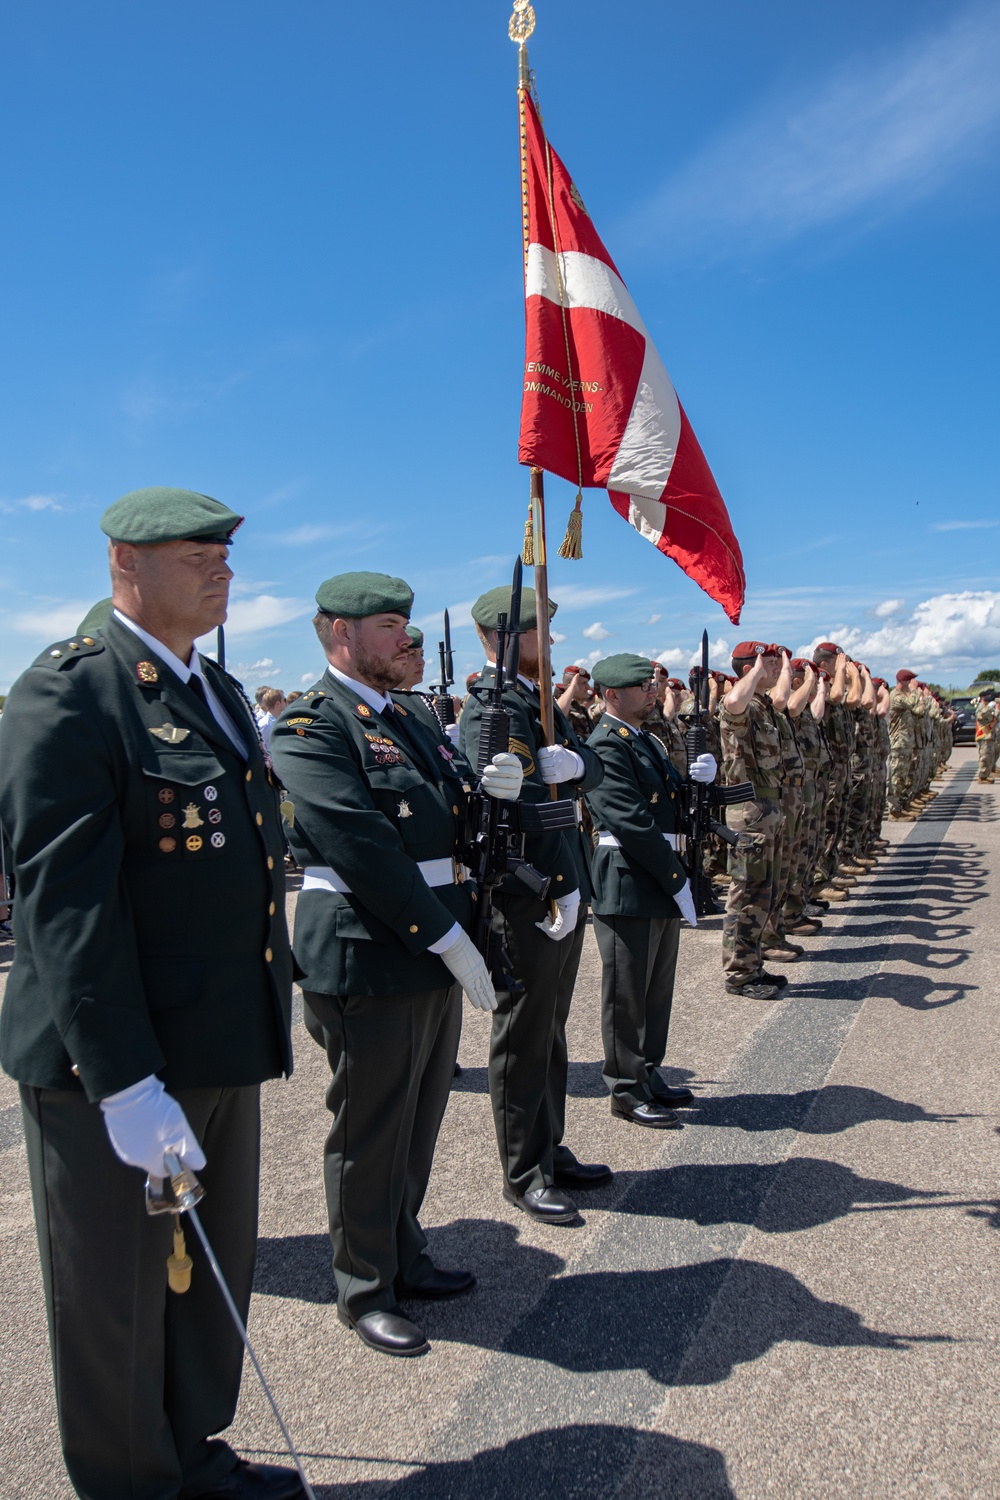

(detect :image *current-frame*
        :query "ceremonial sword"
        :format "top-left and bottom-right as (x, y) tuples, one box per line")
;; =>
(147, 1153), (317, 1500)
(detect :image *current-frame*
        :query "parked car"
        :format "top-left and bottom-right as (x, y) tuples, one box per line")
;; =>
(949, 698), (976, 746)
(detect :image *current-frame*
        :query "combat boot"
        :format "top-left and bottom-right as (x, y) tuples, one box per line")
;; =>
(838, 860), (867, 875)
(725, 976), (782, 1001)
(786, 917), (822, 936)
(816, 885), (848, 901)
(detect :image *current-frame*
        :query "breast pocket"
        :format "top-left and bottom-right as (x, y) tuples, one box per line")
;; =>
(140, 741), (227, 860)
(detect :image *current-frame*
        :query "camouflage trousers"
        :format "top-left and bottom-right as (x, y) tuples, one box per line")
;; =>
(978, 737), (997, 777)
(762, 785), (803, 947)
(784, 779), (824, 920)
(817, 760), (850, 885)
(888, 740), (915, 812)
(722, 798), (784, 981)
(867, 754), (888, 844)
(842, 761), (871, 858)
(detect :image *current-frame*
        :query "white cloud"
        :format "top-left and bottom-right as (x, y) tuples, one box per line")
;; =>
(873, 599), (905, 618)
(232, 657), (276, 678)
(630, 2), (1000, 257)
(215, 595), (312, 639)
(796, 591), (1000, 677)
(654, 647), (687, 670)
(582, 621), (611, 641)
(300, 671), (315, 684)
(645, 613), (662, 626)
(550, 631), (567, 644)
(12, 603), (92, 638)
(932, 518), (1000, 532)
(0, 493), (64, 514)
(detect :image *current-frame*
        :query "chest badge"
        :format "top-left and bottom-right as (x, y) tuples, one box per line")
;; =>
(157, 787), (175, 805)
(650, 793), (659, 804)
(149, 724), (190, 744)
(357, 703), (372, 718)
(203, 785), (218, 802)
(186, 834), (203, 852)
(182, 803), (204, 829)
(136, 661), (159, 684)
(398, 799), (413, 818)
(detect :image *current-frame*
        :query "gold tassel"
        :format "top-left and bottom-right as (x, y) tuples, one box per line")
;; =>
(558, 493), (584, 560)
(167, 1223), (193, 1294)
(522, 504), (535, 565)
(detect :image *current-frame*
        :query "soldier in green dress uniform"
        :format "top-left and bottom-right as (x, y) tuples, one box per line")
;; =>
(460, 585), (608, 1224)
(269, 573), (522, 1358)
(585, 655), (714, 1127)
(0, 488), (302, 1500)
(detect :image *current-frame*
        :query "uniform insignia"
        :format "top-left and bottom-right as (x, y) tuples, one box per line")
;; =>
(437, 743), (454, 762)
(158, 812), (176, 829)
(208, 808), (222, 825)
(357, 704), (372, 717)
(369, 740), (406, 766)
(395, 703), (408, 716)
(398, 799), (412, 818)
(159, 836), (177, 853)
(186, 834), (203, 852)
(203, 785), (218, 802)
(137, 661), (159, 684)
(618, 726), (630, 737)
(296, 728), (306, 736)
(509, 737), (536, 776)
(157, 788), (175, 805)
(210, 832), (225, 849)
(149, 724), (190, 744)
(182, 803), (204, 829)
(49, 649), (62, 659)
(650, 793), (659, 804)
(279, 799), (295, 827)
(285, 717), (312, 726)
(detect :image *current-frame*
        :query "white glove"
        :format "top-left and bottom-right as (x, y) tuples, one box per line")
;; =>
(535, 889), (581, 941)
(537, 744), (585, 785)
(445, 722), (461, 746)
(674, 879), (698, 928)
(438, 929), (498, 1012)
(100, 1074), (207, 1178)
(689, 753), (717, 784)
(480, 751), (523, 801)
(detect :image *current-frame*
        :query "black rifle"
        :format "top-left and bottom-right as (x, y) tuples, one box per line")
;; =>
(466, 557), (578, 995)
(431, 609), (456, 728)
(683, 630), (756, 916)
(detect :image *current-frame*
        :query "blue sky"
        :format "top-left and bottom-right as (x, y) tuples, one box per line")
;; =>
(2, 0), (999, 695)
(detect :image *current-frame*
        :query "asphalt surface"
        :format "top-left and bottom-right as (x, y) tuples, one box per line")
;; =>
(1, 746), (997, 1499)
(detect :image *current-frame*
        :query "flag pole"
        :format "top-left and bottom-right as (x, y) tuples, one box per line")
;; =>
(511, 3), (558, 772)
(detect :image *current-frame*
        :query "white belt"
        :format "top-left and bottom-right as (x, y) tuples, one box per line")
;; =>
(598, 831), (680, 850)
(302, 858), (469, 895)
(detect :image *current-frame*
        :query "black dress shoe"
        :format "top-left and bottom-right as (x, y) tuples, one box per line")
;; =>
(503, 1184), (579, 1223)
(610, 1100), (683, 1128)
(397, 1267), (476, 1299)
(553, 1160), (613, 1189)
(336, 1303), (429, 1356)
(650, 1083), (695, 1106)
(190, 1459), (306, 1498)
(453, 1062), (463, 1077)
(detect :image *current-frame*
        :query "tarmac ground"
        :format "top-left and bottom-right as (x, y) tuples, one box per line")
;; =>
(1, 746), (997, 1499)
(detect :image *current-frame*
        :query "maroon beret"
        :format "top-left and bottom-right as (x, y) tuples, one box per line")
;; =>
(732, 640), (774, 659)
(666, 677), (684, 690)
(896, 669), (916, 682)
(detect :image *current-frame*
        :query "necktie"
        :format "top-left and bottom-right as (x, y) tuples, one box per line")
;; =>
(188, 674), (209, 706)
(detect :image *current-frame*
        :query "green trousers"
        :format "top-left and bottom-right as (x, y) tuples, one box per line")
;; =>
(593, 913), (680, 1109)
(304, 984), (461, 1320)
(489, 892), (588, 1196)
(20, 1083), (260, 1500)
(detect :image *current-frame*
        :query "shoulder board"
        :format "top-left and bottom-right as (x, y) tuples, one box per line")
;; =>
(34, 637), (106, 669)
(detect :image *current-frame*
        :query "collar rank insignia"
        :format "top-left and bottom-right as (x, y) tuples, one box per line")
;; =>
(149, 724), (190, 744)
(137, 661), (159, 684)
(182, 802), (204, 829)
(618, 726), (630, 737)
(357, 704), (372, 717)
(394, 703), (408, 716)
(398, 799), (413, 818)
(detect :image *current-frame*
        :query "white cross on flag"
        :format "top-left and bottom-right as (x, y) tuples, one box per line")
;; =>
(518, 92), (746, 624)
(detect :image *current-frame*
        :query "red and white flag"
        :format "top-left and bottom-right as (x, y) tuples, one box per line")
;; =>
(518, 92), (745, 624)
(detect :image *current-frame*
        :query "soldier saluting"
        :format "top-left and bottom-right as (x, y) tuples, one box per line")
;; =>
(269, 572), (522, 1359)
(0, 488), (302, 1500)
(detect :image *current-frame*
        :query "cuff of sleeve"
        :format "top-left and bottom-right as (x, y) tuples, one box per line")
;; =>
(428, 921), (461, 955)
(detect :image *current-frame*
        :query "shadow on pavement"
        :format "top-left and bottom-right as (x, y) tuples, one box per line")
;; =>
(677, 1082), (964, 1135)
(789, 973), (975, 1010)
(255, 1424), (736, 1500)
(602, 1157), (992, 1235)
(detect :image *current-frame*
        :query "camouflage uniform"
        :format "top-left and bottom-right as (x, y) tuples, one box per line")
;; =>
(761, 706), (804, 951)
(870, 711), (891, 842)
(843, 706), (877, 859)
(976, 698), (998, 780)
(642, 702), (687, 778)
(719, 692), (785, 984)
(817, 700), (854, 884)
(566, 702), (594, 743)
(784, 704), (828, 922)
(887, 687), (916, 814)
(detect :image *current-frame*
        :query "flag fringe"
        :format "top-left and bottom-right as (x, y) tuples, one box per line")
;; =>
(521, 504), (535, 565)
(557, 493), (583, 560)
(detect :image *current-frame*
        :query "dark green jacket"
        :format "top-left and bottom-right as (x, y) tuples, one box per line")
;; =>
(459, 667), (602, 902)
(270, 671), (476, 997)
(585, 714), (689, 919)
(0, 617), (293, 1101)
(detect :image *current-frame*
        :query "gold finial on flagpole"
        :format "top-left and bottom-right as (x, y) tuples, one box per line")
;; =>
(509, 0), (536, 89)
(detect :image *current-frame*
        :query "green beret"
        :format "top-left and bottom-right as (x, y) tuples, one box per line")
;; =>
(315, 571), (413, 620)
(100, 487), (244, 545)
(592, 653), (656, 690)
(471, 585), (557, 632)
(405, 625), (424, 648)
(76, 598), (114, 636)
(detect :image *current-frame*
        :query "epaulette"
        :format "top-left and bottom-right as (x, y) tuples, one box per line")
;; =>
(34, 636), (105, 669)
